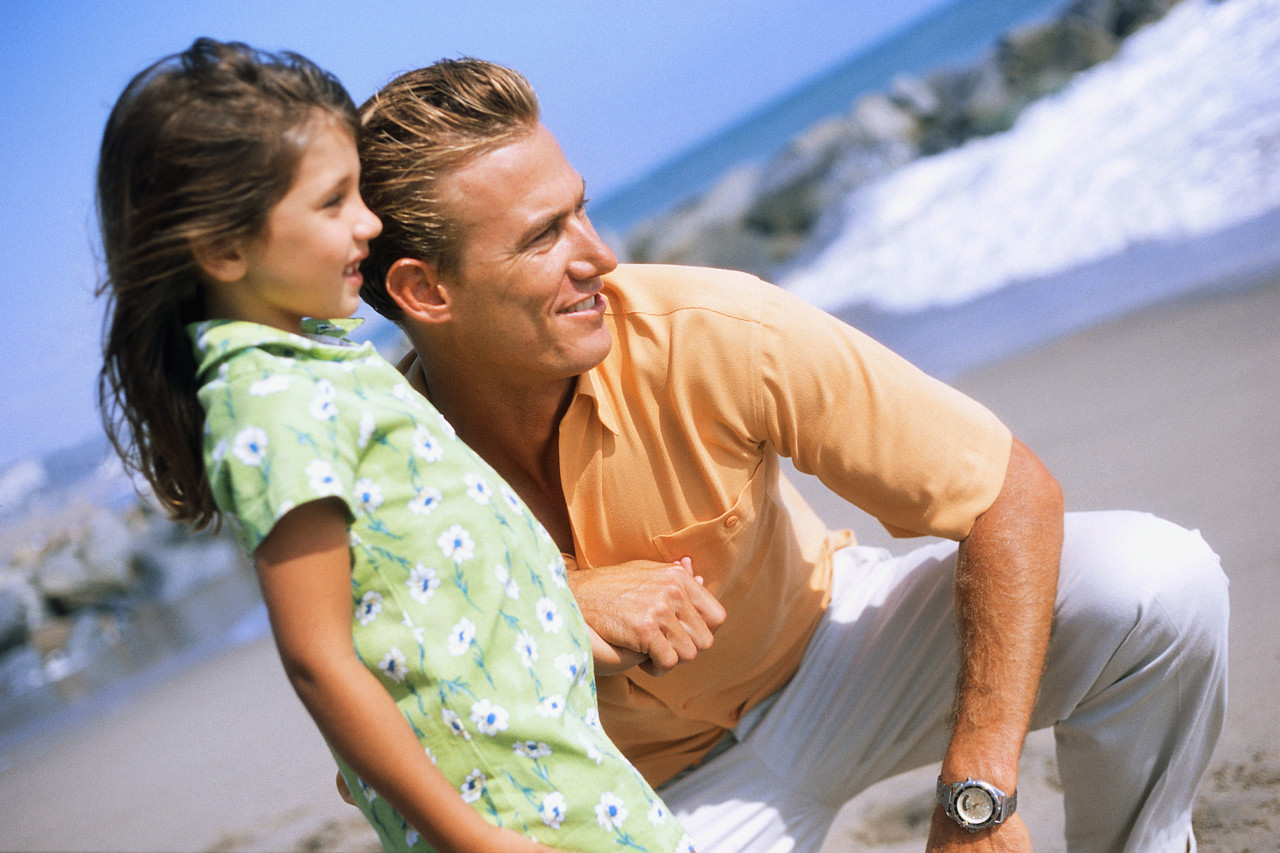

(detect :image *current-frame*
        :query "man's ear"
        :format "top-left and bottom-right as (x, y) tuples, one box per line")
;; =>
(191, 238), (248, 284)
(386, 258), (453, 323)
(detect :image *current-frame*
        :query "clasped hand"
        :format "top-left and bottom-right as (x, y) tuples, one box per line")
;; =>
(569, 557), (727, 676)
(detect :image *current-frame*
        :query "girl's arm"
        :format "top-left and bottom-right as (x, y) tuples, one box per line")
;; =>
(255, 497), (556, 853)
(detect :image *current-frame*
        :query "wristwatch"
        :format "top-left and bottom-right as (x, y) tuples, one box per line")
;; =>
(936, 776), (1017, 832)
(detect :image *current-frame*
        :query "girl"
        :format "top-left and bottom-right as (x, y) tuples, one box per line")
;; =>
(97, 38), (692, 853)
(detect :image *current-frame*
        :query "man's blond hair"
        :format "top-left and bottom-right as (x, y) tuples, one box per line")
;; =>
(358, 57), (540, 322)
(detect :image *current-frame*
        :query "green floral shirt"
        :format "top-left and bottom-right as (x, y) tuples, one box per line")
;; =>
(190, 319), (692, 853)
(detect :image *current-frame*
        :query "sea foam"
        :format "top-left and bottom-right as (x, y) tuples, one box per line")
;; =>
(782, 0), (1280, 312)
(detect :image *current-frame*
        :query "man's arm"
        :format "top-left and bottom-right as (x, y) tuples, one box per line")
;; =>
(928, 437), (1063, 852)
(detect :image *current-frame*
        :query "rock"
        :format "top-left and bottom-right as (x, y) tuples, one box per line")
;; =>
(1064, 0), (1186, 39)
(625, 164), (773, 271)
(33, 507), (137, 609)
(917, 56), (1014, 153)
(0, 644), (44, 696)
(745, 95), (921, 239)
(998, 16), (1119, 101)
(890, 73), (941, 119)
(0, 586), (28, 653)
(135, 533), (248, 602)
(744, 116), (858, 236)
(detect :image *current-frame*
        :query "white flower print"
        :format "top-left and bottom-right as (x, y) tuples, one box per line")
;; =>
(447, 617), (476, 656)
(406, 564), (440, 604)
(356, 591), (382, 626)
(470, 699), (510, 736)
(536, 695), (565, 718)
(579, 734), (603, 765)
(595, 792), (628, 830)
(391, 382), (412, 402)
(306, 459), (343, 496)
(463, 472), (492, 505)
(408, 486), (442, 516)
(460, 769), (485, 803)
(514, 630), (538, 668)
(404, 828), (419, 848)
(309, 380), (338, 421)
(357, 411), (376, 449)
(248, 374), (291, 396)
(677, 833), (696, 853)
(232, 426), (268, 466)
(412, 425), (443, 462)
(541, 792), (567, 829)
(648, 800), (669, 826)
(584, 706), (601, 728)
(500, 484), (523, 515)
(438, 524), (475, 563)
(211, 439), (228, 465)
(357, 777), (378, 803)
(353, 478), (383, 513)
(555, 653), (582, 684)
(494, 565), (520, 599)
(378, 647), (407, 682)
(536, 598), (563, 634)
(436, 412), (457, 438)
(401, 612), (426, 645)
(514, 740), (552, 760)
(353, 473), (381, 507)
(548, 559), (568, 590)
(442, 708), (470, 739)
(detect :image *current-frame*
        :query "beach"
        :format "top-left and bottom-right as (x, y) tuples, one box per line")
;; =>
(0, 267), (1275, 852)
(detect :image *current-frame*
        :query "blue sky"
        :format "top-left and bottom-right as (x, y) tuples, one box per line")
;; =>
(0, 0), (952, 470)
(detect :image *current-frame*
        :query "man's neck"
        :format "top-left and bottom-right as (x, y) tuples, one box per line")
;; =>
(404, 344), (579, 553)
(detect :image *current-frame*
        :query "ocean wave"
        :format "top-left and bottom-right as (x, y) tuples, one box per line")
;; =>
(782, 0), (1280, 312)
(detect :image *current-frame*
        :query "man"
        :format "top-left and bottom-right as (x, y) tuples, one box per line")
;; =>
(355, 58), (1227, 852)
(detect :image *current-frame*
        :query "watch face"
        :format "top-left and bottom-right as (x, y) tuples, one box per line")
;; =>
(956, 786), (996, 825)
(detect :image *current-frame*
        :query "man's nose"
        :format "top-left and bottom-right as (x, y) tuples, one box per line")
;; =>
(567, 216), (617, 279)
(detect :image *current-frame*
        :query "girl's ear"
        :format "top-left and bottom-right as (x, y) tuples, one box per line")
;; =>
(386, 258), (452, 323)
(191, 238), (249, 284)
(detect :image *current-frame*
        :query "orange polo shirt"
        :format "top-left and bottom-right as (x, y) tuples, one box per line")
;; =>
(405, 264), (1011, 785)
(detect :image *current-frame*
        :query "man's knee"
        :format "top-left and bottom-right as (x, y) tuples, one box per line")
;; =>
(1060, 510), (1228, 663)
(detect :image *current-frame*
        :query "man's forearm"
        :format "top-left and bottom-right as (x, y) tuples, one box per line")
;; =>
(932, 438), (1063, 850)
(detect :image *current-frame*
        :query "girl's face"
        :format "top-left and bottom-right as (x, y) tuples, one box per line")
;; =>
(216, 114), (382, 333)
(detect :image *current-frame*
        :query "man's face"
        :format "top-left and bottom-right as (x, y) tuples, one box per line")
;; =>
(434, 122), (618, 385)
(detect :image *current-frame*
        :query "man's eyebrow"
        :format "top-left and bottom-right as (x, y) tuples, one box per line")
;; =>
(516, 177), (589, 247)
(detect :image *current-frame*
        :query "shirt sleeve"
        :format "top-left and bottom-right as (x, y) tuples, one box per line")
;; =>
(755, 281), (1012, 540)
(202, 355), (359, 553)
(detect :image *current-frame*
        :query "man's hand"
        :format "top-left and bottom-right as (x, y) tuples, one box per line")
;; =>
(568, 557), (726, 676)
(927, 809), (1031, 852)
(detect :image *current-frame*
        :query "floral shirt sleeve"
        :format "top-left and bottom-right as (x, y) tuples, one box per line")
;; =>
(191, 320), (367, 552)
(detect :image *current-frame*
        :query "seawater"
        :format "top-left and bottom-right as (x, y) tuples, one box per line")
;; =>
(590, 0), (1066, 233)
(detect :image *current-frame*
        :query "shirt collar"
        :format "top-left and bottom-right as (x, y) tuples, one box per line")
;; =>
(571, 363), (620, 437)
(187, 317), (372, 378)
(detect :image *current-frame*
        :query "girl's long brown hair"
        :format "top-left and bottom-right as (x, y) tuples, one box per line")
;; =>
(96, 38), (358, 527)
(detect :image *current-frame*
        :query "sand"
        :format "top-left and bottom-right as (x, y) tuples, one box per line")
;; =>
(1, 276), (1276, 853)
